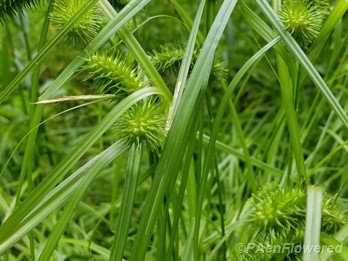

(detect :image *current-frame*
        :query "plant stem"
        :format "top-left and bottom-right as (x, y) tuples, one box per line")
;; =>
(276, 55), (307, 181)
(304, 186), (322, 261)
(109, 143), (142, 261)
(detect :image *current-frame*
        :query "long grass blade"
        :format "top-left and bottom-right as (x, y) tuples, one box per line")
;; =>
(109, 144), (142, 261)
(130, 0), (238, 259)
(0, 87), (159, 252)
(0, 140), (128, 254)
(255, 0), (348, 130)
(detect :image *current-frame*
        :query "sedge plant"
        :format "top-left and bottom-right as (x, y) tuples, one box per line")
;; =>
(0, 0), (347, 260)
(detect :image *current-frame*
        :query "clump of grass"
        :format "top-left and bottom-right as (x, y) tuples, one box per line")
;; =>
(0, 0), (348, 260)
(240, 230), (304, 261)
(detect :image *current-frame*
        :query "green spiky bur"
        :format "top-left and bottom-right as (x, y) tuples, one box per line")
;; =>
(81, 48), (166, 151)
(151, 43), (229, 81)
(113, 99), (167, 152)
(82, 52), (146, 98)
(242, 183), (347, 261)
(248, 183), (306, 231)
(50, 0), (101, 46)
(0, 0), (43, 22)
(151, 44), (187, 73)
(81, 49), (166, 151)
(278, 0), (329, 47)
(247, 183), (347, 233)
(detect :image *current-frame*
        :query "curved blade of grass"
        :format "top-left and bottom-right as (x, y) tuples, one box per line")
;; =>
(0, 98), (114, 178)
(166, 0), (206, 129)
(0, 140), (128, 254)
(109, 143), (142, 261)
(276, 55), (307, 180)
(311, 0), (348, 51)
(60, 238), (110, 258)
(0, 0), (99, 104)
(255, 0), (348, 130)
(167, 134), (197, 257)
(24, 0), (55, 209)
(240, 0), (296, 74)
(130, 0), (238, 259)
(202, 134), (282, 175)
(0, 87), (159, 251)
(203, 36), (281, 184)
(37, 140), (128, 261)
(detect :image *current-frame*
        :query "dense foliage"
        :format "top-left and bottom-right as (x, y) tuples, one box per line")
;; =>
(0, 0), (347, 260)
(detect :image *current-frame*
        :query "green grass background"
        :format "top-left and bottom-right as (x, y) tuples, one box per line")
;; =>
(0, 0), (348, 260)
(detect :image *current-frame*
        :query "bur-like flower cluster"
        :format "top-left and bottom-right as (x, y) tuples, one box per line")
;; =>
(114, 99), (167, 152)
(83, 52), (146, 98)
(81, 49), (167, 151)
(279, 0), (329, 47)
(248, 183), (347, 233)
(242, 183), (347, 260)
(248, 183), (306, 231)
(151, 43), (229, 82)
(51, 0), (101, 46)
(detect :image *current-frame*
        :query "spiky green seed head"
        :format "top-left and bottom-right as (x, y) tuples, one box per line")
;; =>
(279, 0), (329, 47)
(151, 44), (186, 73)
(82, 52), (146, 98)
(151, 43), (229, 81)
(114, 99), (167, 152)
(248, 183), (346, 234)
(248, 183), (306, 232)
(51, 0), (101, 46)
(81, 52), (146, 99)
